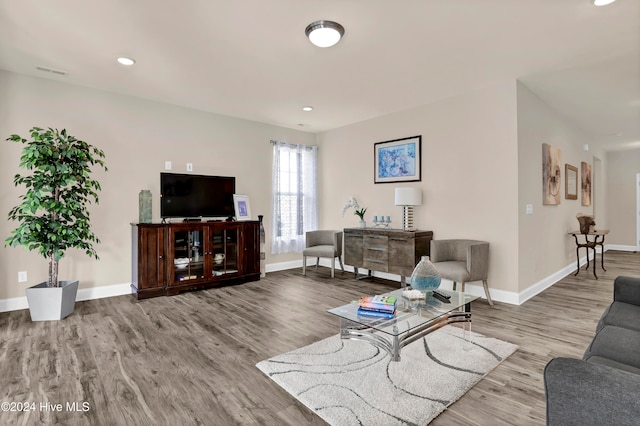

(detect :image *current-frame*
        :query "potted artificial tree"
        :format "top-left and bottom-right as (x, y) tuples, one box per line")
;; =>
(5, 127), (107, 321)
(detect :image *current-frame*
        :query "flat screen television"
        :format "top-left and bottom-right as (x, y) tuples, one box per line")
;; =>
(160, 173), (236, 219)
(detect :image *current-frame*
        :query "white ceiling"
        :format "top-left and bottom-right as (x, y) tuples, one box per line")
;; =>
(1, 0), (638, 150)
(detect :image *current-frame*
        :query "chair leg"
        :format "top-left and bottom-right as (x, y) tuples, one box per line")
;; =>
(453, 282), (457, 291)
(303, 256), (307, 275)
(338, 256), (345, 272)
(315, 257), (319, 270)
(482, 280), (494, 305)
(331, 258), (335, 278)
(461, 282), (466, 293)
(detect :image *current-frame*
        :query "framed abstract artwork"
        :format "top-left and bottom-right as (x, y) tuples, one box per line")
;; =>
(581, 162), (592, 206)
(233, 194), (252, 220)
(542, 143), (562, 205)
(374, 135), (422, 184)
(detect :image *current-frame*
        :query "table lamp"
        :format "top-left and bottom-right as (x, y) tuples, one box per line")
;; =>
(394, 187), (422, 231)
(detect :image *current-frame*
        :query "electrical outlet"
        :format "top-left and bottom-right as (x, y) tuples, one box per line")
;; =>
(187, 163), (193, 172)
(525, 204), (533, 215)
(165, 161), (172, 170)
(18, 271), (27, 282)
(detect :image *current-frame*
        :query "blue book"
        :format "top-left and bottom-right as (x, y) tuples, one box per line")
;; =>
(357, 308), (395, 319)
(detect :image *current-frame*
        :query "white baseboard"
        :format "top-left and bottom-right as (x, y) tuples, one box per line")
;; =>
(0, 296), (29, 313)
(606, 244), (637, 252)
(268, 251), (616, 306)
(75, 282), (132, 302)
(266, 259), (303, 273)
(0, 282), (132, 313)
(3, 246), (626, 313)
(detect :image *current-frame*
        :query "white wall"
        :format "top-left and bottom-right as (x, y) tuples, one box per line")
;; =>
(516, 81), (604, 293)
(606, 149), (640, 247)
(2, 69), (627, 307)
(0, 70), (314, 300)
(317, 80), (520, 298)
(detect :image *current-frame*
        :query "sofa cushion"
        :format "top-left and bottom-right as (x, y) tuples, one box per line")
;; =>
(584, 325), (640, 370)
(586, 355), (640, 375)
(545, 357), (640, 426)
(597, 301), (640, 333)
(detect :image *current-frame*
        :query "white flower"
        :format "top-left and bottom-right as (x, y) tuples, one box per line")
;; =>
(342, 196), (360, 216)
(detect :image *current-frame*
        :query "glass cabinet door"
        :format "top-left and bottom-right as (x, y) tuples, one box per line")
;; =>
(172, 229), (205, 282)
(210, 227), (239, 277)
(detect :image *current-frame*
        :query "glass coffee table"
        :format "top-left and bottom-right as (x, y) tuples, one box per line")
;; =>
(327, 289), (479, 362)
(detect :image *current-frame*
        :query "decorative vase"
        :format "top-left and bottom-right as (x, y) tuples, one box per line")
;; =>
(258, 215), (266, 277)
(139, 190), (152, 223)
(410, 256), (441, 291)
(358, 219), (366, 228)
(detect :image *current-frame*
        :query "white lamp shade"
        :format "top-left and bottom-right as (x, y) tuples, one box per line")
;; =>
(394, 187), (422, 206)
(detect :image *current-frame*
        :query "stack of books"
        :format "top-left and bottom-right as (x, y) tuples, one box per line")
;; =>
(357, 295), (397, 319)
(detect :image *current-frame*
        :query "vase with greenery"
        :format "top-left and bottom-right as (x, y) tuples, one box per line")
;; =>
(5, 127), (107, 319)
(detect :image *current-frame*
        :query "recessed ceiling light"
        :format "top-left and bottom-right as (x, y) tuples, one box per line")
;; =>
(117, 57), (136, 66)
(593, 0), (616, 6)
(302, 106), (313, 112)
(305, 20), (345, 48)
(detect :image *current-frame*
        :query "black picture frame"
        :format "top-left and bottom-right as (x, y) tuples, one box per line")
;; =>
(374, 135), (422, 184)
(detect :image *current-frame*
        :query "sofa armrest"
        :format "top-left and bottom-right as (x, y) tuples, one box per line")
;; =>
(614, 276), (640, 306)
(545, 357), (640, 426)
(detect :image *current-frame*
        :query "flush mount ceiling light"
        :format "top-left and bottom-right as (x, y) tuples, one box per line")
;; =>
(117, 57), (136, 66)
(593, 0), (616, 5)
(305, 20), (345, 48)
(302, 106), (313, 112)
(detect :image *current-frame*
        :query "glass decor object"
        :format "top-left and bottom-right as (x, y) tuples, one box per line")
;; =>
(139, 190), (152, 223)
(410, 255), (441, 291)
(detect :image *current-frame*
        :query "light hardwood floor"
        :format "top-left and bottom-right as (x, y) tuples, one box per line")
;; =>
(1, 250), (638, 425)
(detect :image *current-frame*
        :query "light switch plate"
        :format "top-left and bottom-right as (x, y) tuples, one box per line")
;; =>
(526, 204), (533, 215)
(165, 161), (172, 170)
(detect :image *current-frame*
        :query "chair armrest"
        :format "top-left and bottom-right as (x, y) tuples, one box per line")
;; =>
(544, 357), (640, 426)
(467, 242), (489, 282)
(614, 276), (640, 306)
(334, 232), (343, 256)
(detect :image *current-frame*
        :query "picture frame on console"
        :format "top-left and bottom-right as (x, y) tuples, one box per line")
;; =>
(374, 135), (422, 184)
(233, 194), (252, 221)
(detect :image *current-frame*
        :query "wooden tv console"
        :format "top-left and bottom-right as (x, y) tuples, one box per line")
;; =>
(131, 221), (260, 299)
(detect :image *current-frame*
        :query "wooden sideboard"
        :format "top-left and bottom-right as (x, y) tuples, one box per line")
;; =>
(343, 227), (433, 286)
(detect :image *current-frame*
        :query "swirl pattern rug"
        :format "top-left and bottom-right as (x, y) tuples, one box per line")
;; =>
(256, 325), (517, 425)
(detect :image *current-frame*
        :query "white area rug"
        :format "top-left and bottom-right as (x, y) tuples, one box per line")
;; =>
(256, 325), (517, 425)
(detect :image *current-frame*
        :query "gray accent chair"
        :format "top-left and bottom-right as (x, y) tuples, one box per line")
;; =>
(302, 230), (344, 278)
(430, 239), (493, 305)
(544, 276), (640, 425)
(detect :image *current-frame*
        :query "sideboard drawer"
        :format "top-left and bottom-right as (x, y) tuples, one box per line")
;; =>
(363, 235), (388, 271)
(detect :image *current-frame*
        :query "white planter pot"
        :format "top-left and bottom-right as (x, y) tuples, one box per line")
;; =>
(25, 280), (79, 321)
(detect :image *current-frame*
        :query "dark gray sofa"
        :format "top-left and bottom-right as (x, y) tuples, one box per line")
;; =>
(544, 276), (640, 425)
